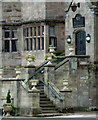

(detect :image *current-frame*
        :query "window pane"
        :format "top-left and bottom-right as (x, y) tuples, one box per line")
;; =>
(30, 27), (32, 36)
(34, 27), (36, 36)
(38, 26), (40, 36)
(30, 38), (32, 50)
(12, 29), (17, 38)
(34, 38), (36, 50)
(38, 38), (40, 50)
(5, 30), (10, 38)
(12, 40), (17, 52)
(50, 26), (55, 36)
(26, 39), (29, 51)
(4, 40), (10, 52)
(42, 37), (44, 50)
(42, 26), (44, 35)
(26, 28), (29, 37)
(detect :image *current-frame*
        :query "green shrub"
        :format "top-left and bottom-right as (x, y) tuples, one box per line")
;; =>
(49, 45), (54, 47)
(16, 66), (21, 69)
(54, 50), (65, 56)
(68, 43), (73, 46)
(45, 53), (56, 60)
(25, 54), (36, 62)
(3, 90), (15, 116)
(6, 90), (11, 103)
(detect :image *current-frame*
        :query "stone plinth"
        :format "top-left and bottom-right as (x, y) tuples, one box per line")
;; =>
(60, 90), (72, 108)
(28, 90), (42, 115)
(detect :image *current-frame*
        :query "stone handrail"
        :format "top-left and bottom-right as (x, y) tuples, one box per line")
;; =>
(41, 77), (63, 102)
(35, 60), (48, 71)
(55, 58), (69, 70)
(48, 82), (62, 98)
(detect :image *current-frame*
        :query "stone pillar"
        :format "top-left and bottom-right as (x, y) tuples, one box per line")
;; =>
(0, 79), (2, 116)
(24, 65), (36, 83)
(44, 64), (55, 97)
(44, 24), (49, 53)
(0, 69), (3, 79)
(28, 79), (41, 115)
(60, 90), (72, 109)
(0, 1), (2, 68)
(29, 91), (41, 115)
(68, 57), (78, 108)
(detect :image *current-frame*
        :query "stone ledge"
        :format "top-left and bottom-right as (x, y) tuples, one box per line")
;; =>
(44, 64), (55, 67)
(65, 55), (90, 58)
(60, 90), (72, 92)
(0, 78), (25, 81)
(24, 65), (36, 68)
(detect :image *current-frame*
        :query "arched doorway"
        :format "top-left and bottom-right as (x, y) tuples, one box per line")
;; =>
(75, 30), (86, 55)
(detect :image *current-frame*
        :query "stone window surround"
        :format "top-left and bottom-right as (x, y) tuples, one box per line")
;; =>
(25, 25), (44, 51)
(3, 29), (18, 52)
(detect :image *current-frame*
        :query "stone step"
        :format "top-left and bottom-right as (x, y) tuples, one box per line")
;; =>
(40, 100), (53, 104)
(41, 110), (57, 113)
(40, 104), (55, 107)
(41, 107), (57, 110)
(37, 113), (63, 117)
(40, 94), (47, 98)
(40, 98), (50, 101)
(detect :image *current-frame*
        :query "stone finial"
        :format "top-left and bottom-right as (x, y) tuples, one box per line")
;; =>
(29, 79), (39, 91)
(25, 54), (35, 66)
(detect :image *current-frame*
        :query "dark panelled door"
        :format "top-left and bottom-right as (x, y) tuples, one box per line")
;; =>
(75, 30), (86, 55)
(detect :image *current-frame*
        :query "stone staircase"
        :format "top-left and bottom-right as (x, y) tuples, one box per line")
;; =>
(37, 81), (58, 113)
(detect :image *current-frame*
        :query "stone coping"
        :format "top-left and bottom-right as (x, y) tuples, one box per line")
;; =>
(0, 98), (14, 100)
(24, 65), (36, 68)
(60, 90), (72, 92)
(44, 64), (55, 67)
(0, 78), (25, 81)
(57, 55), (90, 59)
(28, 89), (40, 93)
(2, 18), (65, 26)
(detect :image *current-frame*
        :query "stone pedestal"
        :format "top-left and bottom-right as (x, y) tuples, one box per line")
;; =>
(24, 65), (36, 83)
(15, 69), (21, 79)
(28, 90), (42, 115)
(60, 90), (72, 109)
(0, 69), (3, 79)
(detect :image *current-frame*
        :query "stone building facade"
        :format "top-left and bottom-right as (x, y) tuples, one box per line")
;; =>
(0, 1), (98, 117)
(1, 2), (66, 71)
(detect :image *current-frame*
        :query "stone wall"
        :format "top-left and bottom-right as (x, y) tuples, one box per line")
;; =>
(2, 2), (21, 23)
(44, 56), (96, 110)
(21, 2), (46, 21)
(46, 2), (66, 20)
